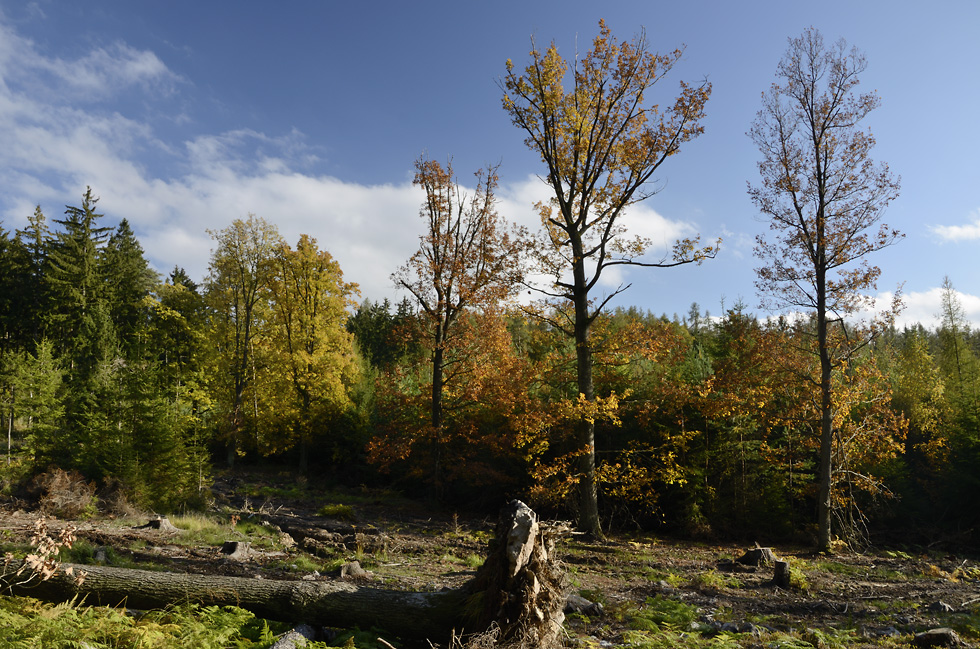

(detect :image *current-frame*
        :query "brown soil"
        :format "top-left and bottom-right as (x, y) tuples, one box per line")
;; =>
(2, 473), (979, 646)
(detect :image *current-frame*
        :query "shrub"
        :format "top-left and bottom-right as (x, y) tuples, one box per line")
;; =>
(34, 469), (97, 519)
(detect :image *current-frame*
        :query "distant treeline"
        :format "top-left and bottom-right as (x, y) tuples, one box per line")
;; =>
(1, 191), (978, 547)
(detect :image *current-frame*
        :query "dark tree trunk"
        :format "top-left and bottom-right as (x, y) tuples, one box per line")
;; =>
(573, 254), (601, 538)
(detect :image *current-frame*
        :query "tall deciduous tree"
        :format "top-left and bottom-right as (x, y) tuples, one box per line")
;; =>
(393, 157), (523, 445)
(205, 215), (284, 467)
(264, 234), (360, 471)
(502, 20), (715, 535)
(748, 29), (902, 552)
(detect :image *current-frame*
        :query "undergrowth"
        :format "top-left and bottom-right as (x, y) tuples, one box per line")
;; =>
(0, 598), (293, 648)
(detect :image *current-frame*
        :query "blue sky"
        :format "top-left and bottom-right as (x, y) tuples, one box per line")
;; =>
(1, 0), (978, 328)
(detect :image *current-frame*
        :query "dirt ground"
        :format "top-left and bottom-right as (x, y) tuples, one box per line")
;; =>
(2, 473), (979, 646)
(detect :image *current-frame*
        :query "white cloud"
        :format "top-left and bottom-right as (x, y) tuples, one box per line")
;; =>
(931, 210), (980, 241)
(0, 20), (180, 101)
(884, 287), (980, 331)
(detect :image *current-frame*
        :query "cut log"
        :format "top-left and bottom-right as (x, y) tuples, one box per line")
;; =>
(3, 500), (567, 647)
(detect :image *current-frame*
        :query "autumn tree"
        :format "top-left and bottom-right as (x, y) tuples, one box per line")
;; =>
(393, 157), (523, 445)
(748, 29), (902, 551)
(502, 20), (715, 535)
(205, 215), (284, 467)
(262, 234), (360, 471)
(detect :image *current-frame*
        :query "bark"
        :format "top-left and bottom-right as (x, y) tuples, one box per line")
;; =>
(773, 560), (791, 589)
(4, 501), (567, 647)
(817, 284), (834, 554)
(9, 565), (464, 642)
(573, 257), (601, 539)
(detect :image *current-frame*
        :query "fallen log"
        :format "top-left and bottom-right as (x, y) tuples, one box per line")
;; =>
(2, 501), (567, 646)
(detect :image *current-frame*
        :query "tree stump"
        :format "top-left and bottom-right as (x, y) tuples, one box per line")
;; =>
(773, 560), (791, 588)
(134, 516), (179, 534)
(464, 500), (569, 647)
(736, 546), (777, 567)
(220, 541), (251, 560)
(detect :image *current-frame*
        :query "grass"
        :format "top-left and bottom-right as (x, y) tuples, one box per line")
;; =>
(810, 558), (909, 582)
(618, 595), (701, 631)
(317, 503), (356, 521)
(167, 512), (278, 550)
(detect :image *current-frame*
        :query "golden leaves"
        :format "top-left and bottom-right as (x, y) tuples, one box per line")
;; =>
(502, 19), (713, 295)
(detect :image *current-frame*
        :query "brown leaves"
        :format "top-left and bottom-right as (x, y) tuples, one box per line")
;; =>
(3, 517), (87, 590)
(750, 27), (902, 319)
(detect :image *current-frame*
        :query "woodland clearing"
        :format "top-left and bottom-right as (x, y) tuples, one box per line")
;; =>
(1, 470), (978, 648)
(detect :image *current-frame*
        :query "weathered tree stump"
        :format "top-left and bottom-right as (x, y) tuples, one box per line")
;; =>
(464, 500), (569, 647)
(3, 500), (567, 646)
(736, 546), (777, 567)
(220, 541), (251, 560)
(133, 516), (179, 534)
(773, 560), (791, 588)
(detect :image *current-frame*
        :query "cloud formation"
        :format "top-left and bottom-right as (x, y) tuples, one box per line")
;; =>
(932, 210), (980, 241)
(0, 16), (703, 304)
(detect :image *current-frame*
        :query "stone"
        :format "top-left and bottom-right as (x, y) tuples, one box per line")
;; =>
(913, 627), (961, 647)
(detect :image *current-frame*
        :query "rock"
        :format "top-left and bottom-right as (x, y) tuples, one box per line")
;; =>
(565, 593), (603, 616)
(339, 560), (370, 580)
(270, 623), (317, 649)
(913, 628), (962, 647)
(863, 625), (900, 638)
(737, 622), (757, 634)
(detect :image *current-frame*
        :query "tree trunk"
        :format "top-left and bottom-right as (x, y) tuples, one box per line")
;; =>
(5, 501), (567, 647)
(13, 565), (465, 642)
(817, 295), (834, 554)
(574, 272), (601, 538)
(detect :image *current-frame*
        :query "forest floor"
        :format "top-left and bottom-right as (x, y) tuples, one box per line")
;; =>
(2, 469), (979, 648)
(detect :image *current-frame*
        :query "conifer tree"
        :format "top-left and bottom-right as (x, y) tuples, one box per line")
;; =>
(44, 188), (116, 470)
(15, 207), (54, 346)
(102, 219), (158, 360)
